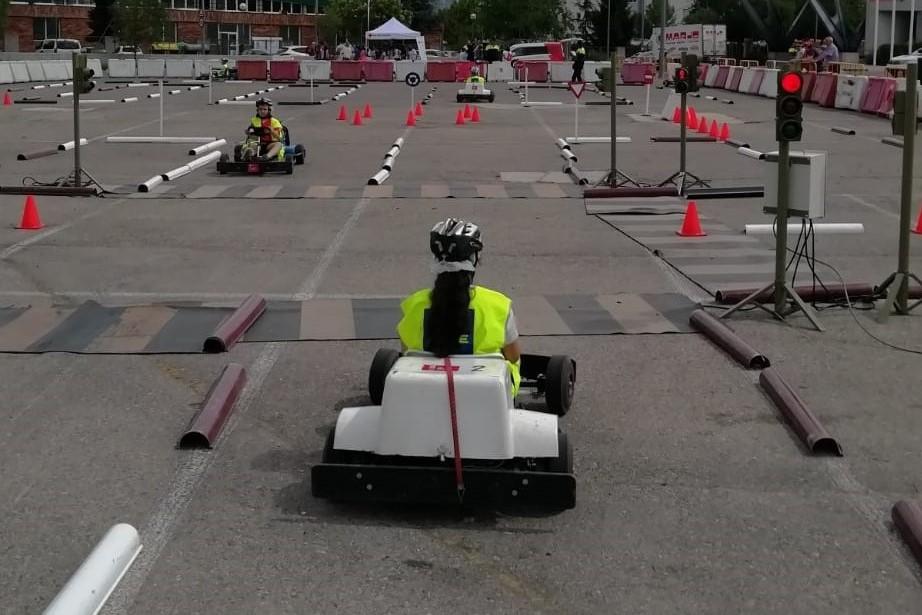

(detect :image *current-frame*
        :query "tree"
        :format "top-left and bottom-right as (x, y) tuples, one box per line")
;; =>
(324, 0), (411, 43)
(0, 0), (9, 35)
(89, 0), (116, 41)
(574, 0), (595, 43)
(587, 0), (635, 51)
(437, 0), (479, 47)
(645, 0), (676, 30)
(115, 0), (167, 49)
(404, 0), (436, 32)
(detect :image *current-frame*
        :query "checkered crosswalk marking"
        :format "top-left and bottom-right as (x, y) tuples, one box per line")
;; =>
(0, 293), (697, 354)
(113, 183), (583, 200)
(597, 213), (775, 294)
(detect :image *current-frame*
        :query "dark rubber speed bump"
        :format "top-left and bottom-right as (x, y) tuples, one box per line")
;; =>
(685, 186), (764, 200)
(203, 294), (266, 353)
(715, 283), (879, 304)
(689, 310), (769, 369)
(759, 368), (843, 456)
(831, 127), (856, 135)
(178, 363), (247, 449)
(892, 500), (922, 569)
(650, 136), (717, 143)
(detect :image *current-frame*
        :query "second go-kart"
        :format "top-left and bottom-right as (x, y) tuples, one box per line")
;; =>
(456, 81), (495, 103)
(216, 126), (305, 175)
(311, 350), (576, 510)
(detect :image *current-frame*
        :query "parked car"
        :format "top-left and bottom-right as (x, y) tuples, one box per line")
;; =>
(115, 46), (143, 55)
(37, 39), (82, 54)
(277, 46), (312, 57)
(241, 48), (271, 55)
(891, 48), (921, 63)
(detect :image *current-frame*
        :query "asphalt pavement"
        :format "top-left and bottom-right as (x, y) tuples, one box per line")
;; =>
(1, 75), (921, 614)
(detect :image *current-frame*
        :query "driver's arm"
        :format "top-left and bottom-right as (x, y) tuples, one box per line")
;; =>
(502, 340), (521, 364)
(501, 307), (521, 363)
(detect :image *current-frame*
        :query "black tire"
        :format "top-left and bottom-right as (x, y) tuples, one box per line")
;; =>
(322, 428), (348, 463)
(488, 93), (495, 103)
(368, 348), (401, 405)
(456, 94), (463, 103)
(294, 144), (305, 165)
(545, 355), (575, 416)
(545, 430), (573, 474)
(219, 152), (229, 162)
(233, 145), (242, 162)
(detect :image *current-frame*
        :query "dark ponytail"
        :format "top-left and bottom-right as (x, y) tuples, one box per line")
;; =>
(427, 271), (472, 356)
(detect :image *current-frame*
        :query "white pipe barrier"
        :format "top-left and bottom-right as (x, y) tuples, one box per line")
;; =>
(79, 99), (116, 104)
(744, 223), (865, 235)
(138, 175), (164, 192)
(216, 100), (253, 105)
(556, 138), (571, 150)
(521, 101), (563, 107)
(148, 93), (161, 99)
(162, 163), (192, 181)
(393, 137), (405, 150)
(169, 89), (182, 95)
(382, 155), (395, 171)
(385, 146), (400, 159)
(126, 82), (151, 88)
(58, 91), (73, 98)
(737, 147), (766, 160)
(43, 523), (142, 615)
(58, 138), (88, 151)
(107, 136), (217, 144)
(188, 139), (226, 155)
(121, 97), (139, 103)
(560, 149), (578, 162)
(368, 169), (390, 185)
(186, 150), (222, 171)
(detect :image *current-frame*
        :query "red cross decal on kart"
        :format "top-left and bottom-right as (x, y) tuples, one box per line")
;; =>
(421, 364), (460, 372)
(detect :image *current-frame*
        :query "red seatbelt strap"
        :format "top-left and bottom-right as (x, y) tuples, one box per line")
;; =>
(443, 356), (464, 501)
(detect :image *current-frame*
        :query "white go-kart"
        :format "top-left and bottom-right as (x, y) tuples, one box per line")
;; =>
(312, 350), (576, 509)
(456, 81), (495, 103)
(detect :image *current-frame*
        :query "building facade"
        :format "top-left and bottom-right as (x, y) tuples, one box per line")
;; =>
(2, 0), (327, 52)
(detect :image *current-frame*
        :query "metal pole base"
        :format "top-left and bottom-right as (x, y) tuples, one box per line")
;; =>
(875, 271), (922, 321)
(717, 280), (824, 332)
(597, 168), (641, 188)
(658, 170), (711, 195)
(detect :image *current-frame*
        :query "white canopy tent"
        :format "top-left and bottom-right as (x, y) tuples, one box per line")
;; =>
(365, 17), (427, 62)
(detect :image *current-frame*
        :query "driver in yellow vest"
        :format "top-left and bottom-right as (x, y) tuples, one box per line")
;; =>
(397, 218), (521, 395)
(247, 97), (284, 161)
(466, 66), (486, 85)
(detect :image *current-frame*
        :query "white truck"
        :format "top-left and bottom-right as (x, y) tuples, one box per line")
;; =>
(650, 24), (727, 58)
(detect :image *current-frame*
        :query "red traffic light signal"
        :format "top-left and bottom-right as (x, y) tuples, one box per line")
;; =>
(780, 71), (803, 94)
(676, 68), (688, 81)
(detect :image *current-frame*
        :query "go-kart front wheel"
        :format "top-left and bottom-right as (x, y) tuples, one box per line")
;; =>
(488, 93), (495, 102)
(233, 145), (242, 162)
(294, 144), (306, 165)
(456, 94), (463, 103)
(544, 355), (575, 416)
(545, 430), (573, 474)
(369, 348), (401, 405)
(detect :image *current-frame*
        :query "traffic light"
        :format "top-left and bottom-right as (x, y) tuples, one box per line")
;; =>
(674, 66), (689, 94)
(685, 54), (699, 92)
(72, 53), (96, 95)
(775, 70), (803, 142)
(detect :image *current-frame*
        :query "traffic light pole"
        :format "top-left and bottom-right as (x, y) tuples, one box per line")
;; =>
(876, 59), (921, 318)
(598, 53), (639, 188)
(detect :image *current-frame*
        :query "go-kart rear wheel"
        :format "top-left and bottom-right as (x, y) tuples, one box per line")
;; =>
(233, 145), (242, 162)
(545, 430), (572, 474)
(369, 348), (401, 405)
(322, 428), (348, 463)
(544, 355), (575, 416)
(488, 93), (495, 102)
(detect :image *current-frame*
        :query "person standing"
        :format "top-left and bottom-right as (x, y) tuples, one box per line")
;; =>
(817, 36), (839, 72)
(571, 40), (586, 82)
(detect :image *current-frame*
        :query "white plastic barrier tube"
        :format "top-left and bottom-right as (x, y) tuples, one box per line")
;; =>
(169, 89), (182, 95)
(368, 169), (390, 185)
(43, 524), (142, 615)
(186, 150), (222, 171)
(121, 97), (139, 103)
(58, 138), (88, 151)
(138, 175), (164, 192)
(58, 91), (73, 98)
(737, 147), (766, 160)
(107, 136), (217, 144)
(79, 99), (116, 104)
(382, 155), (396, 171)
(744, 223), (865, 235)
(161, 164), (192, 181)
(189, 139), (227, 155)
(393, 137), (405, 150)
(126, 82), (152, 88)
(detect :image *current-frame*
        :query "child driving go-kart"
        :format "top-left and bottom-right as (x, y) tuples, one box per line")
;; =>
(241, 97), (284, 162)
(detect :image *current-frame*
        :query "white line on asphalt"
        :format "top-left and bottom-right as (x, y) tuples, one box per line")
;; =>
(102, 196), (372, 614)
(840, 193), (900, 220)
(0, 200), (122, 261)
(0, 290), (406, 302)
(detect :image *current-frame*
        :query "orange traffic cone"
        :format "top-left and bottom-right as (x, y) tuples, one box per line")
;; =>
(463, 103), (472, 119)
(336, 105), (347, 120)
(697, 115), (710, 134)
(912, 207), (922, 235)
(671, 106), (681, 123)
(414, 101), (423, 116)
(471, 106), (480, 122)
(455, 109), (466, 125)
(719, 122), (730, 141)
(363, 103), (373, 119)
(352, 110), (363, 126)
(709, 120), (719, 138)
(3, 91), (12, 106)
(17, 195), (43, 230)
(406, 109), (417, 126)
(687, 110), (698, 130)
(689, 106), (698, 124)
(676, 201), (706, 237)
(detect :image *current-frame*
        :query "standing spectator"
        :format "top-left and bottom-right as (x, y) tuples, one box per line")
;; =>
(571, 40), (586, 83)
(408, 47), (419, 62)
(817, 36), (839, 72)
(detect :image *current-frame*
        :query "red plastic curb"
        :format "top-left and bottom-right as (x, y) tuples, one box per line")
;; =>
(583, 186), (679, 199)
(178, 363), (247, 449)
(715, 283), (878, 305)
(689, 309), (770, 369)
(203, 294), (267, 353)
(759, 368), (843, 456)
(893, 500), (922, 568)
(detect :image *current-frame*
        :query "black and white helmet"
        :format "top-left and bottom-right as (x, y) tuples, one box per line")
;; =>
(430, 218), (483, 264)
(256, 97), (272, 109)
